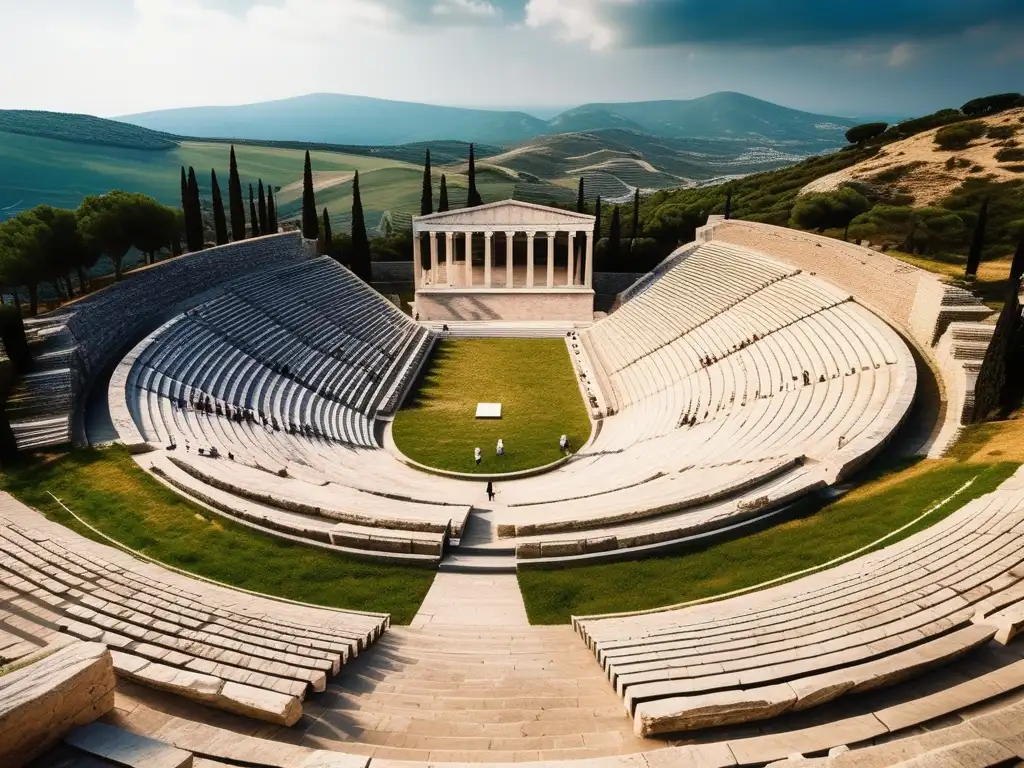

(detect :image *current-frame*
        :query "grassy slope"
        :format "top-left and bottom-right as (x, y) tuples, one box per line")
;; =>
(518, 455), (1020, 624)
(0, 446), (435, 624)
(392, 339), (592, 474)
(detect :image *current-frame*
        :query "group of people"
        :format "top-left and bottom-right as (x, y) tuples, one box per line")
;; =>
(474, 434), (572, 502)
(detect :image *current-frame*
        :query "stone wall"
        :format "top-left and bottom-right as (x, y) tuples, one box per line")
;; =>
(416, 289), (595, 322)
(0, 642), (115, 768)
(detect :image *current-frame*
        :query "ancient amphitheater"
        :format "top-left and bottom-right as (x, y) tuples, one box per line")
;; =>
(3, 207), (1024, 768)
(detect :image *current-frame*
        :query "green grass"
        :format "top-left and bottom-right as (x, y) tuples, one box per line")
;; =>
(517, 459), (1020, 624)
(0, 446), (435, 624)
(392, 339), (591, 474)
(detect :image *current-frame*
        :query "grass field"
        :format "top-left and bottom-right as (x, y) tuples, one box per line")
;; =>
(0, 446), (435, 624)
(392, 339), (592, 474)
(517, 455), (1021, 624)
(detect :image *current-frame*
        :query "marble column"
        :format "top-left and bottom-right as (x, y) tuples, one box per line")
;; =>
(585, 231), (594, 288)
(444, 232), (454, 287)
(412, 234), (422, 290)
(567, 232), (576, 287)
(505, 231), (514, 288)
(546, 231), (556, 288)
(429, 232), (438, 284)
(484, 232), (493, 288)
(465, 231), (473, 288)
(526, 232), (535, 288)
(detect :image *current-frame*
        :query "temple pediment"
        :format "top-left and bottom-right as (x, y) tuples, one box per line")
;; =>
(413, 199), (595, 232)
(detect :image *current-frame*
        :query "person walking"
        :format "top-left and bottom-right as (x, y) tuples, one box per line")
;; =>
(496, 438), (504, 457)
(486, 480), (495, 502)
(474, 446), (482, 466)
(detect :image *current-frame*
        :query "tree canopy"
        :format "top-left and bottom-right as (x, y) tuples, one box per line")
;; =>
(845, 122), (888, 145)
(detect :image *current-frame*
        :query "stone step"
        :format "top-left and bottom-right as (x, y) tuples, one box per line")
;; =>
(64, 723), (193, 768)
(437, 552), (517, 573)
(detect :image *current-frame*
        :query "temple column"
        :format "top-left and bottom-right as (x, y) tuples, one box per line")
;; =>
(505, 231), (515, 288)
(585, 231), (594, 288)
(465, 231), (473, 287)
(526, 232), (535, 288)
(546, 231), (555, 288)
(567, 232), (576, 287)
(484, 231), (493, 288)
(412, 234), (422, 290)
(429, 232), (439, 283)
(444, 232), (454, 287)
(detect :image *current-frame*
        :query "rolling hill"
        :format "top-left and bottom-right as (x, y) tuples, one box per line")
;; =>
(119, 91), (854, 154)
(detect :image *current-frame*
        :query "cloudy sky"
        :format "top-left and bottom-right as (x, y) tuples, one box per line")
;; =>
(3, 0), (1022, 119)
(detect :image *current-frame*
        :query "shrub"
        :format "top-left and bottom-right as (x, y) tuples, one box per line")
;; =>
(995, 147), (1024, 163)
(935, 121), (987, 150)
(789, 187), (872, 232)
(845, 122), (888, 144)
(892, 109), (964, 138)
(945, 157), (972, 170)
(987, 125), (1019, 140)
(962, 93), (1023, 117)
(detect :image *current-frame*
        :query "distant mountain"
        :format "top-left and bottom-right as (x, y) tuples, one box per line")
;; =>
(554, 92), (854, 147)
(120, 93), (549, 146)
(119, 91), (855, 152)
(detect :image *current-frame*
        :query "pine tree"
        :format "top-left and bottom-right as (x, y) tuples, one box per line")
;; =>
(266, 186), (278, 234)
(420, 150), (433, 216)
(228, 145), (246, 241)
(301, 150), (318, 240)
(211, 169), (229, 246)
(609, 205), (622, 270)
(724, 189), (733, 220)
(966, 197), (989, 277)
(186, 166), (204, 251)
(631, 188), (640, 240)
(466, 143), (483, 208)
(973, 275), (1023, 422)
(438, 175), (450, 212)
(351, 171), (372, 283)
(321, 209), (333, 256)
(257, 180), (268, 236)
(576, 177), (585, 213)
(249, 185), (260, 238)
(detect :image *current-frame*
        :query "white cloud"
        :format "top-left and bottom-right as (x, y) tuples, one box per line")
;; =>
(887, 41), (915, 67)
(431, 0), (498, 18)
(524, 0), (619, 50)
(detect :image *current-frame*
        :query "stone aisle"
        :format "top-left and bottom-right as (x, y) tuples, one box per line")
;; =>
(410, 572), (529, 627)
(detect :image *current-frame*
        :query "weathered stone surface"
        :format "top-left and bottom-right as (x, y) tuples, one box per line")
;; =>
(64, 722), (193, 768)
(633, 683), (797, 737)
(888, 739), (1016, 768)
(0, 642), (115, 768)
(218, 682), (302, 726)
(298, 750), (371, 768)
(112, 653), (222, 702)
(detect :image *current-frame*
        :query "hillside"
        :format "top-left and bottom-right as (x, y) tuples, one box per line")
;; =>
(0, 109), (178, 150)
(121, 93), (549, 146)
(119, 91), (853, 153)
(800, 107), (1024, 204)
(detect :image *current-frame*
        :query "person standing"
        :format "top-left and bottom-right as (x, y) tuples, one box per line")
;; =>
(486, 480), (495, 502)
(559, 434), (568, 453)
(496, 438), (504, 457)
(474, 446), (482, 466)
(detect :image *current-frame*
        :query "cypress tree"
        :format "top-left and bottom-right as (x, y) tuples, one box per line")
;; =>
(631, 188), (640, 240)
(576, 177), (585, 213)
(420, 150), (433, 216)
(249, 185), (260, 238)
(186, 166), (204, 251)
(466, 143), (483, 208)
(973, 275), (1023, 422)
(301, 150), (318, 240)
(267, 186), (278, 234)
(966, 197), (989, 277)
(351, 171), (372, 283)
(228, 145), (246, 241)
(438, 175), (450, 212)
(180, 166), (189, 223)
(594, 196), (602, 241)
(257, 180), (268, 236)
(211, 169), (228, 246)
(321, 209), (333, 256)
(724, 189), (733, 220)
(609, 205), (622, 270)
(1011, 232), (1024, 283)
